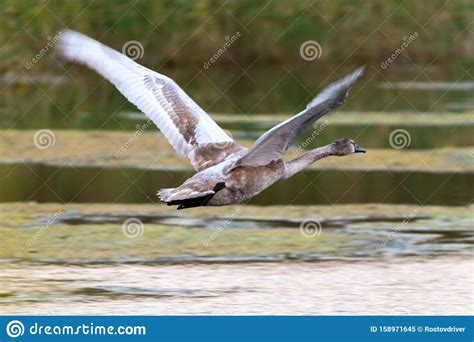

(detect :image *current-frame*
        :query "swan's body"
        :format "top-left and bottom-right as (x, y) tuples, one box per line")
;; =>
(56, 30), (366, 209)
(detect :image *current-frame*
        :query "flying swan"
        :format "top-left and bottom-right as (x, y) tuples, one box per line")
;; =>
(55, 30), (366, 209)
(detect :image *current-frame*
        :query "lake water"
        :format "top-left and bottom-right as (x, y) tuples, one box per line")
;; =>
(0, 163), (472, 206)
(0, 61), (472, 315)
(1, 257), (472, 315)
(0, 201), (472, 315)
(1, 64), (473, 130)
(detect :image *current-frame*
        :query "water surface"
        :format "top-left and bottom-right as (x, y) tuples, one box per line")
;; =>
(0, 258), (471, 315)
(2, 65), (472, 130)
(1, 163), (472, 206)
(1, 60), (472, 316)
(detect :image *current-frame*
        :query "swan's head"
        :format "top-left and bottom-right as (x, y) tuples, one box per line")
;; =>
(332, 138), (366, 156)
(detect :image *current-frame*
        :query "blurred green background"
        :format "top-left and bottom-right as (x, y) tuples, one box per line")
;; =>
(1, 0), (472, 68)
(0, 0), (473, 130)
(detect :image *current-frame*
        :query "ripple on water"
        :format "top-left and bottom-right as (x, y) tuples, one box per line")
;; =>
(0, 258), (471, 315)
(0, 205), (472, 264)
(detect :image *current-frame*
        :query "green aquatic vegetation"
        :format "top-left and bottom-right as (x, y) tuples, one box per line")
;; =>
(0, 202), (471, 262)
(0, 129), (473, 172)
(0, 222), (351, 261)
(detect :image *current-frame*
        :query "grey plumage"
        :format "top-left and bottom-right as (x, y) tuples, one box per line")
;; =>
(55, 30), (366, 209)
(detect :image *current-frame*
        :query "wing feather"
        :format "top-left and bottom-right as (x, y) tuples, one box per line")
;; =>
(232, 67), (365, 168)
(55, 30), (239, 170)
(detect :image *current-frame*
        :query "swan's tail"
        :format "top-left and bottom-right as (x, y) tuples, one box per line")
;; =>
(158, 182), (225, 210)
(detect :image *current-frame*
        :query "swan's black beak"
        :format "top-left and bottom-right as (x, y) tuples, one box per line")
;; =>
(354, 145), (366, 153)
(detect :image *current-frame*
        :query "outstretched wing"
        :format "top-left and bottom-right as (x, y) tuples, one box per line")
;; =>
(56, 30), (242, 171)
(231, 67), (365, 168)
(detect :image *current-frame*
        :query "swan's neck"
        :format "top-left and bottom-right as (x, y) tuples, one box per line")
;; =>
(284, 144), (335, 179)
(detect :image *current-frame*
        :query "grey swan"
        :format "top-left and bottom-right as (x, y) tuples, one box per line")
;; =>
(55, 30), (366, 209)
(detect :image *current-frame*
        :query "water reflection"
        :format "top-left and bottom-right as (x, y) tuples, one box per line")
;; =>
(0, 163), (472, 206)
(1, 65), (472, 130)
